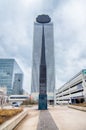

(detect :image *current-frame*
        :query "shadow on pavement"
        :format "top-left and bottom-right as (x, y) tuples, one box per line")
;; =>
(37, 110), (59, 130)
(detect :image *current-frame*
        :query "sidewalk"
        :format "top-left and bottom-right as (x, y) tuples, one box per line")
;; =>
(37, 110), (59, 130)
(14, 107), (39, 130)
(14, 105), (86, 130)
(14, 106), (59, 130)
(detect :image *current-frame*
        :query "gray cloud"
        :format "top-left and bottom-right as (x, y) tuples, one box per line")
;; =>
(0, 0), (86, 92)
(0, 0), (43, 92)
(53, 0), (86, 87)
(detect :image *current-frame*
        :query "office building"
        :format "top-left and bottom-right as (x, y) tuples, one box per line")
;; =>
(31, 15), (55, 102)
(0, 59), (23, 95)
(13, 73), (23, 95)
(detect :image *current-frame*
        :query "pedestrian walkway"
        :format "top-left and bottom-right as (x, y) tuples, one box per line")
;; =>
(14, 105), (86, 130)
(14, 106), (59, 130)
(14, 108), (39, 130)
(37, 110), (59, 130)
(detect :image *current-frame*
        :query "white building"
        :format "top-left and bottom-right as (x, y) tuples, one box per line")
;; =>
(0, 87), (7, 107)
(55, 69), (86, 104)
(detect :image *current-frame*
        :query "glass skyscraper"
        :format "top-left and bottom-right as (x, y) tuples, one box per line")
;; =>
(31, 15), (55, 101)
(0, 59), (23, 95)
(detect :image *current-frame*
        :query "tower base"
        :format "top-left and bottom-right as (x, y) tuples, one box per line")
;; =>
(38, 94), (47, 110)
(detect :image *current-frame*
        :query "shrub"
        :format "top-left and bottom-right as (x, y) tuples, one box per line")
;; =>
(22, 98), (37, 105)
(0, 109), (23, 124)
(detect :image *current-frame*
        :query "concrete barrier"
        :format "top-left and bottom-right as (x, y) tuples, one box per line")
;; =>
(0, 108), (28, 130)
(68, 105), (86, 112)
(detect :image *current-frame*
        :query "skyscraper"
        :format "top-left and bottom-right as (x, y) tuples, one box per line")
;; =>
(31, 15), (55, 102)
(0, 59), (23, 95)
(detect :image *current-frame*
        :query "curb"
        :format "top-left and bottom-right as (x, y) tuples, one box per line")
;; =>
(68, 105), (86, 112)
(0, 108), (28, 130)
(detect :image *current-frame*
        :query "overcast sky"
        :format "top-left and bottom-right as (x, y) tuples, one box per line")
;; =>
(0, 0), (86, 93)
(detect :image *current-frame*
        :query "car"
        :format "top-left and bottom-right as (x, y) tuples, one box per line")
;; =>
(12, 102), (20, 107)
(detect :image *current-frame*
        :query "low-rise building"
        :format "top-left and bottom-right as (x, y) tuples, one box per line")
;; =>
(55, 69), (86, 104)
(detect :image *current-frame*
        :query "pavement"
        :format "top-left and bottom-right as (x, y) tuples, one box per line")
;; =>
(14, 106), (39, 130)
(14, 105), (86, 130)
(37, 110), (59, 130)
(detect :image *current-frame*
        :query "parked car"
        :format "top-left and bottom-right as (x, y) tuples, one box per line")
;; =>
(12, 102), (20, 107)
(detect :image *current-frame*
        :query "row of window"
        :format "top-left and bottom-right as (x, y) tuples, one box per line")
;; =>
(56, 99), (70, 101)
(56, 82), (83, 95)
(10, 97), (29, 99)
(56, 87), (83, 98)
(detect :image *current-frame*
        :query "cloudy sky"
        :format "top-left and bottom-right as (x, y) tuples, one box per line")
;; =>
(0, 0), (86, 93)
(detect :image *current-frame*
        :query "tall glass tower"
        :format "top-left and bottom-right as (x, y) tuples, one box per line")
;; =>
(0, 59), (23, 95)
(31, 15), (55, 102)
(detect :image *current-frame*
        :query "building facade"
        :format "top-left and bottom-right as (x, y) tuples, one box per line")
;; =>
(0, 59), (23, 95)
(13, 73), (23, 95)
(55, 69), (86, 105)
(31, 15), (55, 101)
